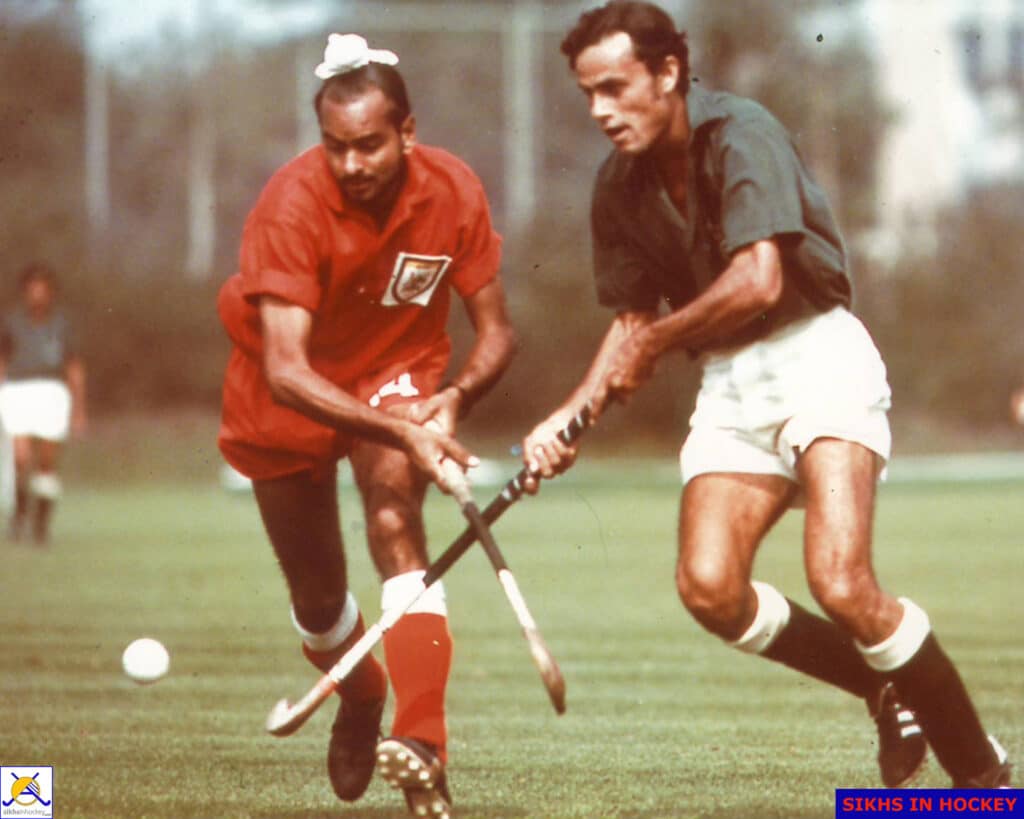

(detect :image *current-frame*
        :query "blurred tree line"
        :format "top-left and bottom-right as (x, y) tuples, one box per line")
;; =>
(2, 0), (1022, 450)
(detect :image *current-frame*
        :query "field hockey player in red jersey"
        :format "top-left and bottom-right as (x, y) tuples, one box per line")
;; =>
(217, 33), (517, 818)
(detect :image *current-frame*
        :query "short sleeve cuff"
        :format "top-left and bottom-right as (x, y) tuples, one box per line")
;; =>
(239, 267), (321, 312)
(450, 232), (502, 298)
(722, 223), (803, 257)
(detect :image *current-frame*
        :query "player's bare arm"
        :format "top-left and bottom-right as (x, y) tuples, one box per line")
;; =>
(521, 308), (657, 489)
(0, 327), (10, 379)
(259, 295), (477, 490)
(65, 355), (87, 436)
(399, 277), (518, 434)
(594, 238), (782, 408)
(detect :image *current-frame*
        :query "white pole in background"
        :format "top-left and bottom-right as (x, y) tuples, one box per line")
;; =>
(502, 2), (542, 239)
(296, 39), (322, 154)
(184, 0), (217, 279)
(82, 7), (110, 267)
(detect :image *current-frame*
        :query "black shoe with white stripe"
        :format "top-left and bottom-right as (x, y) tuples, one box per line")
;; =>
(872, 682), (928, 788)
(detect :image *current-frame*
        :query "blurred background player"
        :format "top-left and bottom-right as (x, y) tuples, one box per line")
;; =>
(0, 262), (87, 546)
(523, 0), (1010, 790)
(217, 33), (517, 819)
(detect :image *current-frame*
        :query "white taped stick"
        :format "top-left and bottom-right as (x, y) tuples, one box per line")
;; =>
(497, 569), (538, 630)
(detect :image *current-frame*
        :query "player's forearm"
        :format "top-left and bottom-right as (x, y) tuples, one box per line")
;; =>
(445, 322), (518, 415)
(265, 360), (413, 450)
(66, 358), (87, 416)
(66, 358), (86, 390)
(258, 295), (414, 447)
(566, 310), (658, 410)
(447, 277), (519, 415)
(643, 239), (782, 357)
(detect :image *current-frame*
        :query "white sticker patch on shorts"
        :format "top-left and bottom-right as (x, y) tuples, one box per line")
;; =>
(369, 373), (420, 408)
(381, 252), (451, 307)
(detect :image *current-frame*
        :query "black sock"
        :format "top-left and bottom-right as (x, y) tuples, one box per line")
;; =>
(887, 633), (996, 781)
(762, 599), (881, 700)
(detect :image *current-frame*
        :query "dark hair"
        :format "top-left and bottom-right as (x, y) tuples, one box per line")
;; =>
(18, 262), (57, 292)
(313, 63), (412, 129)
(561, 1), (690, 94)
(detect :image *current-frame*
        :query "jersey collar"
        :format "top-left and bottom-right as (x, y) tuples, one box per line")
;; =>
(686, 84), (727, 134)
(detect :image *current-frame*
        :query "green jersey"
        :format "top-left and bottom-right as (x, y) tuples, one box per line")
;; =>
(1, 307), (77, 380)
(591, 84), (851, 352)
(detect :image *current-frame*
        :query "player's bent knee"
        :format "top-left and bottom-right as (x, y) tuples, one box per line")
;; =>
(807, 569), (876, 626)
(676, 559), (749, 637)
(365, 501), (422, 544)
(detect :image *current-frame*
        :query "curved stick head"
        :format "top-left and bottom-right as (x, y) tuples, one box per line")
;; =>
(265, 698), (305, 736)
(545, 670), (567, 715)
(526, 628), (567, 715)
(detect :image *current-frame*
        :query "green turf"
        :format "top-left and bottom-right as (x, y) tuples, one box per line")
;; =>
(2, 462), (1021, 819)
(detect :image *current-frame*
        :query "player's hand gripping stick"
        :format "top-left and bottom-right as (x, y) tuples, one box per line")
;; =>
(264, 404), (591, 737)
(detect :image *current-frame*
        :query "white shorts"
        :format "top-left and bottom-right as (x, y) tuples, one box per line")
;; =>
(680, 307), (892, 486)
(0, 379), (72, 442)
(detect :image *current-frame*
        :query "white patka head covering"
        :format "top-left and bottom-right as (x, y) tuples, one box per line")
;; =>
(314, 33), (399, 80)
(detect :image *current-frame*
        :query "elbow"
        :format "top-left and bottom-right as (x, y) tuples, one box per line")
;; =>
(744, 249), (784, 314)
(750, 270), (783, 314)
(263, 360), (301, 407)
(504, 325), (521, 363)
(487, 322), (520, 370)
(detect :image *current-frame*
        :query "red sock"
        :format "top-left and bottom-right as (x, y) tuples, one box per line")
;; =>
(302, 614), (388, 704)
(383, 612), (453, 760)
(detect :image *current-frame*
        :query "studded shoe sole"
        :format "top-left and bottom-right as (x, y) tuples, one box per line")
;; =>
(376, 736), (452, 819)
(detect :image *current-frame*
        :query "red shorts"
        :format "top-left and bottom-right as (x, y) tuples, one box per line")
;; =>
(219, 344), (449, 481)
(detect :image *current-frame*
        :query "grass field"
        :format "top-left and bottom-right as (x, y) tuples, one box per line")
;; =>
(3, 428), (1023, 818)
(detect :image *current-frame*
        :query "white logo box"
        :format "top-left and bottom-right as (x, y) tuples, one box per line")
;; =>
(1, 767), (53, 819)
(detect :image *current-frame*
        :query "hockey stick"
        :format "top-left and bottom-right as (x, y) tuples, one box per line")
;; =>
(438, 457), (567, 714)
(265, 404), (592, 736)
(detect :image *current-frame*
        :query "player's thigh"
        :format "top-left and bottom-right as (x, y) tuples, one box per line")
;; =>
(349, 439), (429, 575)
(677, 472), (795, 599)
(252, 467), (347, 600)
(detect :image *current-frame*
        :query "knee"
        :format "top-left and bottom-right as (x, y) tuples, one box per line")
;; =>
(807, 566), (876, 626)
(676, 553), (748, 638)
(364, 495), (420, 545)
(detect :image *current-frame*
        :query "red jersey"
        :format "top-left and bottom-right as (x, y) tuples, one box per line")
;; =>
(218, 143), (502, 478)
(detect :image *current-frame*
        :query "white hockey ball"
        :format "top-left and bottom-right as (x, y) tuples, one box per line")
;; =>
(122, 637), (170, 684)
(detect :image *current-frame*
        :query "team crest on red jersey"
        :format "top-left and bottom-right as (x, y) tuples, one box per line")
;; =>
(382, 252), (452, 307)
